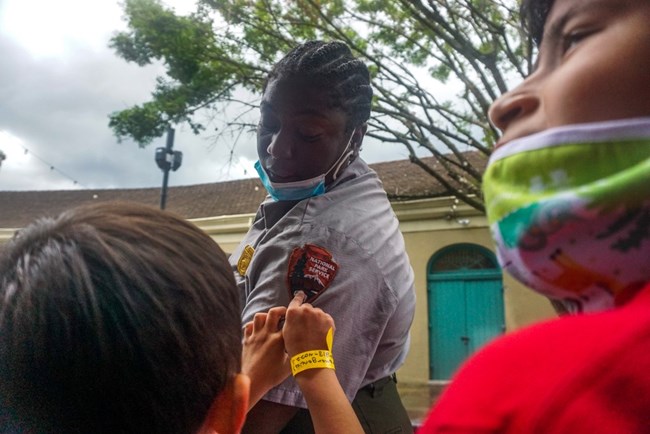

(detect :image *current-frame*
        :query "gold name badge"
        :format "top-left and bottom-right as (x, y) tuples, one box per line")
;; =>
(237, 245), (255, 276)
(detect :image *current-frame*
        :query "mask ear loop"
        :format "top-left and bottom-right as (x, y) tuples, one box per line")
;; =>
(331, 150), (354, 181)
(330, 129), (357, 181)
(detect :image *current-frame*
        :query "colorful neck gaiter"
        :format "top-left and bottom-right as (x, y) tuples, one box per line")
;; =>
(483, 117), (650, 313)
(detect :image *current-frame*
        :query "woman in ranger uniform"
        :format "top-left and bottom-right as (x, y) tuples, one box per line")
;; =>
(230, 40), (416, 434)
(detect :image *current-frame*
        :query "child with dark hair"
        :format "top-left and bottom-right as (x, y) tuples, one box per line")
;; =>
(0, 202), (246, 433)
(231, 40), (415, 433)
(420, 0), (650, 432)
(0, 202), (363, 434)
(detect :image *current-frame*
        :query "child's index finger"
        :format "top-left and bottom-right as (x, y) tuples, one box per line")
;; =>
(289, 291), (307, 308)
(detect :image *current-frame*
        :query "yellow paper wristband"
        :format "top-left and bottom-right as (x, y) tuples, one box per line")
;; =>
(290, 327), (335, 376)
(291, 350), (335, 376)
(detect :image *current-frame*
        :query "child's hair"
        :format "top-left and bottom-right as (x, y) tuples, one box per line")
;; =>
(520, 0), (556, 46)
(264, 40), (373, 129)
(0, 202), (241, 433)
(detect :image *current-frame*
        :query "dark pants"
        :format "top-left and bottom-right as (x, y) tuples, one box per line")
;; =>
(280, 374), (413, 434)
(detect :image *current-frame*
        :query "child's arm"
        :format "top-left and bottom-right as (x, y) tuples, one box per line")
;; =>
(241, 306), (291, 409)
(283, 292), (364, 434)
(240, 292), (364, 433)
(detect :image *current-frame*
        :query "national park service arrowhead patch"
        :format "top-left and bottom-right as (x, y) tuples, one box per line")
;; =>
(287, 244), (338, 303)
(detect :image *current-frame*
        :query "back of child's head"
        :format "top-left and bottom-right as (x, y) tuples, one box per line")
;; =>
(264, 40), (373, 129)
(0, 202), (241, 433)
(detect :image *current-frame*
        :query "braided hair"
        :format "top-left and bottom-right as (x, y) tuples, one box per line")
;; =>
(264, 40), (373, 129)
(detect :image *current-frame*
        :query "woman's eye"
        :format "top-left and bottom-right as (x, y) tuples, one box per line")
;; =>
(299, 132), (322, 142)
(257, 122), (278, 135)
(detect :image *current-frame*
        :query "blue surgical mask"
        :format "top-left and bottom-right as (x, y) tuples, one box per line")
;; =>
(255, 130), (356, 201)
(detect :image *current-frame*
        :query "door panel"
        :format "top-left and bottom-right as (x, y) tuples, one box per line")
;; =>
(429, 276), (468, 380)
(465, 274), (505, 355)
(428, 249), (504, 380)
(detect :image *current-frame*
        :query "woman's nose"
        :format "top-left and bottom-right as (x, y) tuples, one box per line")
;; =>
(488, 86), (540, 133)
(266, 131), (293, 159)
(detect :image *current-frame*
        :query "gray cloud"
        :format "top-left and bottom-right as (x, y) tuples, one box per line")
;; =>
(0, 20), (412, 192)
(0, 32), (262, 191)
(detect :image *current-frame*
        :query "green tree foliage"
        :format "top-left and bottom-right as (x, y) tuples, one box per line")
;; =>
(0, 150), (5, 169)
(110, 0), (532, 211)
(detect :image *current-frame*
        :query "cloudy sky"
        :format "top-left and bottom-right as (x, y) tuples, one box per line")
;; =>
(0, 0), (413, 192)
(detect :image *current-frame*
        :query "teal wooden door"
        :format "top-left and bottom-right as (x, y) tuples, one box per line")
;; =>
(428, 244), (504, 380)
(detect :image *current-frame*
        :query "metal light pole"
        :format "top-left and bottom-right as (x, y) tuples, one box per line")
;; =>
(155, 126), (183, 210)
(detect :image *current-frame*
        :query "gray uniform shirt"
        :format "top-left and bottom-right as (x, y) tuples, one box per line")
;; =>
(229, 158), (416, 408)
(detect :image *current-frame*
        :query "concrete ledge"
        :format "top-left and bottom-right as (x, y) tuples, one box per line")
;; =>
(397, 380), (449, 429)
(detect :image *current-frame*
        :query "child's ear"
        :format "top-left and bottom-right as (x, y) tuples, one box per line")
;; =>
(200, 374), (250, 434)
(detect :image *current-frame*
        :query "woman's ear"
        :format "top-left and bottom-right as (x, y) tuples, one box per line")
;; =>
(200, 374), (250, 434)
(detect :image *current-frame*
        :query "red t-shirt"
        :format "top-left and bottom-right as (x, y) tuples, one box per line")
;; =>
(419, 283), (650, 433)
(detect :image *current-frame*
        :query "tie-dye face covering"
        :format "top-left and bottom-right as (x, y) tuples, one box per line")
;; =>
(483, 118), (650, 313)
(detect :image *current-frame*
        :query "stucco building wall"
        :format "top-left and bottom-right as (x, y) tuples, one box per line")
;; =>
(395, 211), (555, 382)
